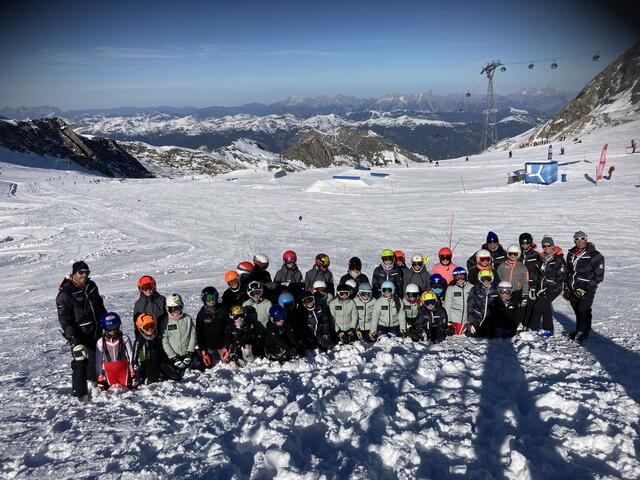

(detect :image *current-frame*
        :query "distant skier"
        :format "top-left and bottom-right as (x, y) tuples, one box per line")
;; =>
(632, 139), (637, 153)
(56, 261), (107, 398)
(508, 150), (512, 159)
(564, 231), (605, 343)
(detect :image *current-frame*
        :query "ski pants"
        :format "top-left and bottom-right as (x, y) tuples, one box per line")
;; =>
(71, 346), (97, 397)
(569, 289), (596, 336)
(530, 290), (560, 331)
(522, 297), (536, 328)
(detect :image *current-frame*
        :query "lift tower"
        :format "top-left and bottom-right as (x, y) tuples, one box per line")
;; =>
(480, 60), (502, 151)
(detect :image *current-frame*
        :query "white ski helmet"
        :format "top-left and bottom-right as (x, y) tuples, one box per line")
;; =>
(410, 253), (423, 263)
(166, 293), (183, 309)
(253, 254), (269, 269)
(405, 283), (420, 295)
(476, 249), (491, 260)
(345, 279), (357, 290)
(312, 280), (327, 289)
(507, 245), (521, 256)
(498, 281), (513, 292)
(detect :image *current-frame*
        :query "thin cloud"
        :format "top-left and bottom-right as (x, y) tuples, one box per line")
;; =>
(266, 49), (337, 56)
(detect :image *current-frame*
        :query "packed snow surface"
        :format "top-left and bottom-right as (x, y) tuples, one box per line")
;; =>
(1, 116), (640, 479)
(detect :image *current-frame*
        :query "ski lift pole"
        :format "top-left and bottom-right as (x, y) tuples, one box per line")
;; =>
(448, 213), (455, 249)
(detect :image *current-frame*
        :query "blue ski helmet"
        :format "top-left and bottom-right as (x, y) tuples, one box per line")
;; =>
(430, 273), (446, 286)
(381, 280), (395, 293)
(269, 304), (286, 322)
(100, 312), (121, 331)
(452, 266), (467, 278)
(278, 291), (295, 307)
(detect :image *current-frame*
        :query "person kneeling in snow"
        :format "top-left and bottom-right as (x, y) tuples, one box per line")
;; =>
(133, 313), (181, 384)
(161, 293), (200, 376)
(329, 283), (359, 344)
(300, 290), (335, 351)
(264, 305), (304, 362)
(467, 269), (499, 337)
(96, 312), (136, 390)
(491, 281), (522, 338)
(372, 281), (406, 338)
(224, 305), (262, 367)
(410, 291), (447, 343)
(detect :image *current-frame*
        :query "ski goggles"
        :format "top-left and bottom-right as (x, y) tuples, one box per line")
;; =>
(337, 289), (350, 296)
(167, 306), (182, 314)
(542, 243), (554, 248)
(382, 288), (394, 294)
(140, 282), (154, 291)
(314, 287), (326, 294)
(302, 295), (315, 305)
(520, 240), (531, 245)
(498, 288), (513, 295)
(406, 292), (419, 299)
(358, 291), (371, 299)
(574, 236), (587, 241)
(478, 257), (491, 263)
(411, 261), (423, 267)
(423, 299), (437, 306)
(439, 255), (452, 262)
(77, 269), (91, 276)
(382, 256), (394, 262)
(203, 293), (218, 302)
(249, 289), (263, 297)
(507, 252), (519, 257)
(480, 276), (493, 283)
(231, 313), (246, 320)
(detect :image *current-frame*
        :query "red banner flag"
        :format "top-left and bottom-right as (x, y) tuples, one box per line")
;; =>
(596, 144), (608, 181)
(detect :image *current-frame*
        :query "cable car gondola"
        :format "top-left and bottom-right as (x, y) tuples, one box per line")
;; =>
(500, 66), (506, 72)
(528, 63), (534, 69)
(465, 92), (471, 97)
(593, 53), (600, 61)
(551, 62), (558, 70)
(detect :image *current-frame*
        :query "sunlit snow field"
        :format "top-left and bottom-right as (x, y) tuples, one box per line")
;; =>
(1, 118), (639, 479)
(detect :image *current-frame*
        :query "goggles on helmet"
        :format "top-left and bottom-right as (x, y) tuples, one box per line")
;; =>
(439, 255), (452, 262)
(382, 256), (394, 262)
(140, 282), (154, 291)
(382, 287), (394, 293)
(478, 256), (491, 263)
(204, 293), (218, 303)
(424, 299), (437, 306)
(167, 306), (182, 314)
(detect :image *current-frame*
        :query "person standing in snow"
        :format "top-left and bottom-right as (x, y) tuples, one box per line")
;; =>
(300, 290), (335, 351)
(467, 269), (499, 337)
(195, 287), (227, 368)
(133, 275), (167, 341)
(467, 231), (507, 271)
(565, 231), (605, 343)
(518, 233), (541, 328)
(402, 284), (422, 336)
(329, 283), (359, 344)
(411, 291), (447, 343)
(491, 281), (522, 338)
(133, 313), (180, 384)
(95, 312), (136, 390)
(431, 247), (457, 285)
(243, 281), (273, 331)
(372, 249), (404, 298)
(273, 250), (304, 299)
(468, 249), (497, 286)
(304, 253), (335, 296)
(372, 281), (406, 337)
(160, 293), (199, 375)
(497, 245), (530, 309)
(264, 305), (304, 362)
(353, 282), (376, 342)
(444, 266), (473, 335)
(222, 271), (248, 314)
(529, 236), (566, 335)
(338, 257), (370, 295)
(56, 261), (107, 398)
(402, 253), (430, 293)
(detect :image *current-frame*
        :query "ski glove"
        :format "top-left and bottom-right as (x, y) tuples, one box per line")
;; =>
(528, 289), (537, 300)
(172, 356), (185, 369)
(201, 350), (212, 368)
(574, 288), (586, 298)
(72, 344), (89, 361)
(183, 354), (193, 366)
(520, 298), (528, 307)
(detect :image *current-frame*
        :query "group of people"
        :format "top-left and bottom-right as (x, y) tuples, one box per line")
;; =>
(56, 229), (605, 398)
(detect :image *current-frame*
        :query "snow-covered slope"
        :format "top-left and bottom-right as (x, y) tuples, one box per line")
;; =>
(1, 114), (639, 478)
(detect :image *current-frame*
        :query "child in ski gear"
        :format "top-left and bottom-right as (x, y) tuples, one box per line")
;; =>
(411, 291), (448, 343)
(161, 293), (198, 374)
(264, 305), (304, 361)
(95, 312), (136, 390)
(312, 280), (333, 304)
(466, 231), (507, 271)
(344, 278), (358, 299)
(497, 245), (529, 306)
(431, 247), (458, 284)
(394, 250), (407, 270)
(338, 257), (370, 295)
(353, 282), (376, 341)
(372, 281), (406, 337)
(468, 249), (497, 286)
(196, 287), (227, 368)
(467, 269), (499, 337)
(530, 236), (566, 335)
(243, 281), (273, 329)
(444, 266), (473, 335)
(329, 283), (359, 344)
(237, 261), (255, 290)
(300, 290), (335, 351)
(56, 261), (107, 398)
(402, 253), (430, 293)
(491, 281), (522, 338)
(222, 271), (248, 313)
(252, 254), (272, 284)
(133, 313), (180, 384)
(304, 253), (335, 296)
(133, 275), (167, 341)
(402, 284), (421, 336)
(372, 249), (404, 298)
(429, 273), (448, 302)
(565, 231), (605, 342)
(224, 305), (262, 367)
(273, 250), (304, 298)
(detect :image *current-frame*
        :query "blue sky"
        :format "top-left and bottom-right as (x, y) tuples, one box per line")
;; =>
(0, 0), (637, 109)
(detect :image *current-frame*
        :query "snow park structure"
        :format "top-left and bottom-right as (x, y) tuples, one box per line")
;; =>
(524, 161), (558, 184)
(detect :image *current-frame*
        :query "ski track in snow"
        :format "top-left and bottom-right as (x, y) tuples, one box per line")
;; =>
(1, 117), (640, 479)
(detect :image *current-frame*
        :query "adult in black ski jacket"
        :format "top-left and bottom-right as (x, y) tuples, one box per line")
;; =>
(371, 264), (403, 298)
(56, 261), (107, 397)
(467, 283), (499, 337)
(530, 239), (566, 331)
(565, 232), (605, 341)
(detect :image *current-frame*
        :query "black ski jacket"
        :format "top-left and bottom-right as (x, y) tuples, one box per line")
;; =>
(411, 304), (448, 343)
(56, 278), (106, 347)
(196, 304), (227, 351)
(304, 266), (335, 296)
(467, 284), (499, 327)
(566, 243), (605, 292)
(520, 248), (542, 289)
(264, 320), (304, 361)
(538, 247), (567, 294)
(133, 292), (167, 328)
(371, 264), (404, 298)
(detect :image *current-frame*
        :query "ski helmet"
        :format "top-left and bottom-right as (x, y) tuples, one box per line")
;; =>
(137, 275), (157, 292)
(348, 256), (362, 271)
(420, 291), (437, 304)
(315, 253), (330, 268)
(478, 269), (494, 282)
(166, 293), (183, 310)
(224, 271), (239, 284)
(230, 305), (245, 317)
(135, 313), (156, 334)
(278, 291), (295, 307)
(438, 247), (452, 262)
(380, 248), (394, 260)
(201, 286), (219, 303)
(345, 279), (357, 291)
(301, 290), (315, 307)
(394, 250), (405, 261)
(312, 280), (327, 290)
(452, 266), (467, 279)
(336, 283), (350, 296)
(405, 283), (420, 295)
(498, 280), (513, 294)
(283, 250), (297, 263)
(519, 233), (533, 245)
(381, 280), (395, 293)
(237, 261), (254, 273)
(410, 253), (423, 264)
(430, 273), (446, 287)
(269, 304), (286, 322)
(100, 312), (121, 331)
(253, 254), (269, 269)
(247, 280), (263, 296)
(476, 249), (491, 263)
(507, 245), (521, 257)
(358, 282), (372, 294)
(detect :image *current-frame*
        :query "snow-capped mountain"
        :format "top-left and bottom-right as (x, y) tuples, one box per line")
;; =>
(531, 41), (640, 141)
(0, 117), (151, 178)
